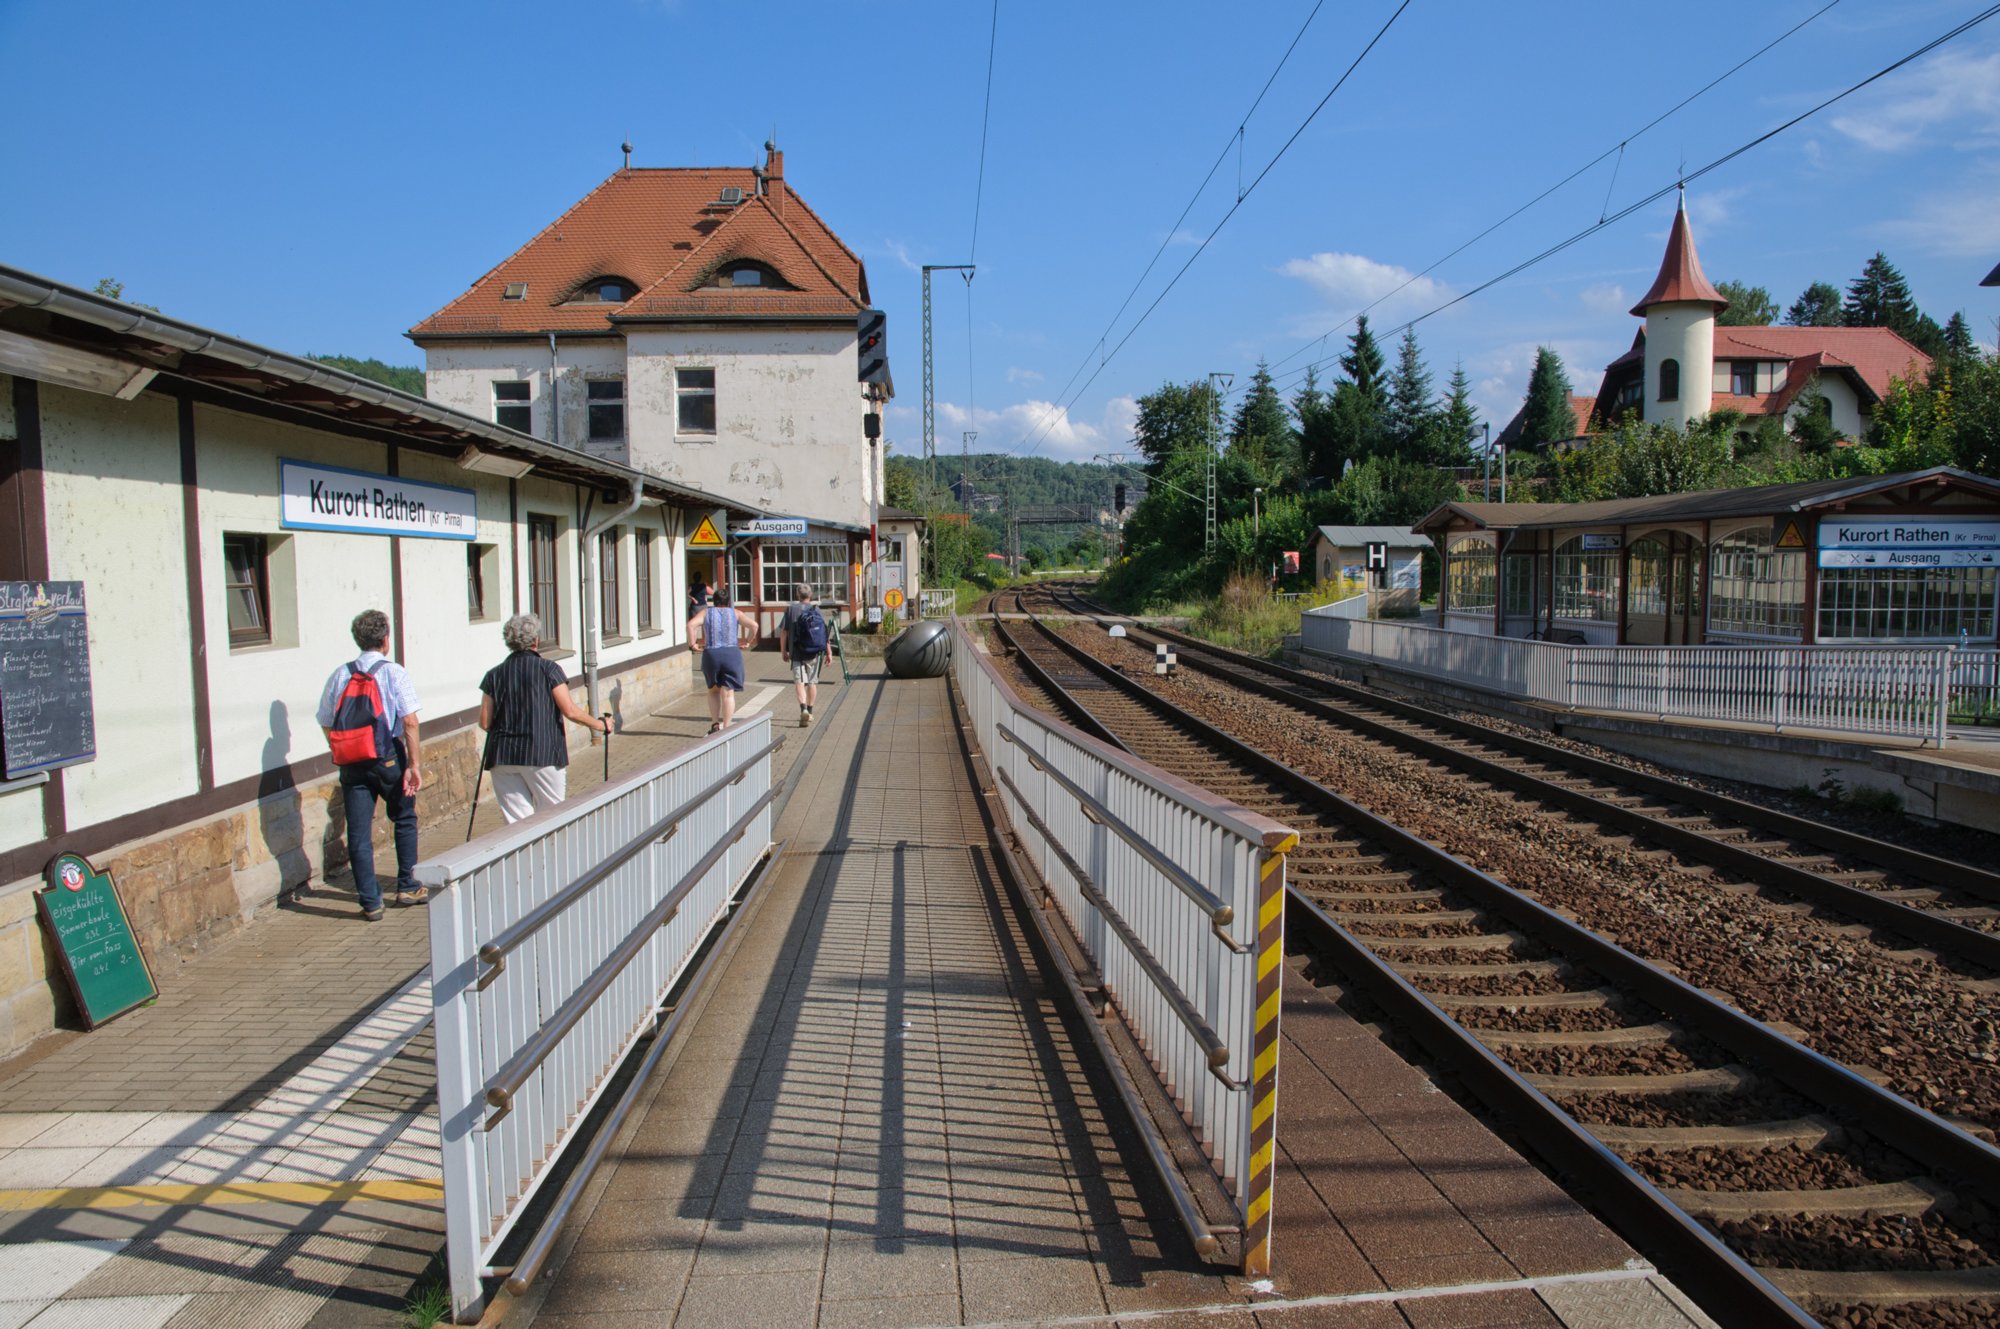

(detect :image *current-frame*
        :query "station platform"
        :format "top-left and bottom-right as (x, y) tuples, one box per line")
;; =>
(0, 646), (1714, 1329)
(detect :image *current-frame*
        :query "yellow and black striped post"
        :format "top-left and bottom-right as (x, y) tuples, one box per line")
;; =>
(1242, 830), (1296, 1277)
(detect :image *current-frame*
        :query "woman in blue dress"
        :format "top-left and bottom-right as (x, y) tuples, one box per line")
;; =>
(688, 587), (760, 733)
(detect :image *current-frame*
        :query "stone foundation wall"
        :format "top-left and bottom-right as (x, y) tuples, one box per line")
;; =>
(0, 650), (697, 1058)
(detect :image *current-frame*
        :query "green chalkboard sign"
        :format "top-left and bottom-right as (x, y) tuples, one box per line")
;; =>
(37, 853), (157, 1029)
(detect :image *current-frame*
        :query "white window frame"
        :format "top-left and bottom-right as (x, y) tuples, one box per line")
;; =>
(492, 379), (532, 433)
(586, 377), (626, 443)
(676, 368), (717, 438)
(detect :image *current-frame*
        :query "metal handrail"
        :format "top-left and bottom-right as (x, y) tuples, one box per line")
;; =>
(997, 767), (1242, 1091)
(477, 736), (784, 977)
(996, 722), (1243, 951)
(481, 784), (780, 1124)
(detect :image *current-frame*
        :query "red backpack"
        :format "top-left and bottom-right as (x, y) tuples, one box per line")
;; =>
(328, 661), (394, 766)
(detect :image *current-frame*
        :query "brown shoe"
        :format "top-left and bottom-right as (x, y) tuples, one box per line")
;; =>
(362, 907), (385, 923)
(396, 887), (428, 907)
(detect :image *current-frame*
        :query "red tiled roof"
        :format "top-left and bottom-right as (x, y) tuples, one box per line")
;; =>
(410, 161), (868, 339)
(1630, 204), (1727, 315)
(1598, 326), (1929, 412)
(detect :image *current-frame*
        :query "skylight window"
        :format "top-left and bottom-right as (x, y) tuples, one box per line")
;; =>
(502, 282), (528, 301)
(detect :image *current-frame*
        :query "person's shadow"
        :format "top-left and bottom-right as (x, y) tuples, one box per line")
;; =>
(257, 701), (315, 906)
(608, 679), (624, 734)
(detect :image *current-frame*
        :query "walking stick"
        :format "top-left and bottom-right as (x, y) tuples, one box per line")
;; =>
(465, 729), (493, 842)
(602, 713), (612, 783)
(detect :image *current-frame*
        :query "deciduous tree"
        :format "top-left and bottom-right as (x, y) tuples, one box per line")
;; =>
(1784, 282), (1843, 327)
(1715, 280), (1777, 327)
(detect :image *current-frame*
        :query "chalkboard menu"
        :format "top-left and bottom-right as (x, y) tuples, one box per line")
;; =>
(38, 853), (157, 1029)
(0, 581), (96, 779)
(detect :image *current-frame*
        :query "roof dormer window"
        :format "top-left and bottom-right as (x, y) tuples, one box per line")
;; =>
(707, 261), (787, 291)
(568, 277), (638, 304)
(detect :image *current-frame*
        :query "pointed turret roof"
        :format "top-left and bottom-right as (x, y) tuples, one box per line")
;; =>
(1630, 198), (1728, 316)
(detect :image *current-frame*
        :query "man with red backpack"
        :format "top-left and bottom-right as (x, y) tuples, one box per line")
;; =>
(315, 609), (424, 921)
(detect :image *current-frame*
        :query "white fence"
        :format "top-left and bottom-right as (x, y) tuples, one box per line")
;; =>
(951, 620), (1293, 1275)
(1301, 606), (2000, 745)
(420, 717), (777, 1322)
(919, 587), (956, 618)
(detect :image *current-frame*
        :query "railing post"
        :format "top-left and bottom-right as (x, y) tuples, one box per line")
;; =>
(1566, 646), (1578, 712)
(1937, 646), (1956, 747)
(428, 883), (487, 1324)
(1773, 650), (1787, 733)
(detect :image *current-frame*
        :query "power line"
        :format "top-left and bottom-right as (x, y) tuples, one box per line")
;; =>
(1264, 0), (1844, 386)
(969, 0), (1001, 263)
(1016, 0), (1411, 462)
(1008, 0), (1340, 459)
(1285, 2), (2000, 388)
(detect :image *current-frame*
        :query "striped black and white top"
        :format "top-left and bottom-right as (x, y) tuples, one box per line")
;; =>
(480, 650), (571, 769)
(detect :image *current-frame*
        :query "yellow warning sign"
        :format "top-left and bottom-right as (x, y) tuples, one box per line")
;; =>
(883, 587), (905, 611)
(689, 515), (726, 549)
(1776, 520), (1806, 549)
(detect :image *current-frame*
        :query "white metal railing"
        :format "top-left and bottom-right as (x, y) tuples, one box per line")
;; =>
(420, 717), (776, 1322)
(1311, 591), (1370, 621)
(951, 620), (1293, 1275)
(1301, 610), (1999, 745)
(919, 587), (956, 617)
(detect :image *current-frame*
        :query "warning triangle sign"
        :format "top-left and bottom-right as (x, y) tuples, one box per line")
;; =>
(1776, 520), (1806, 550)
(689, 515), (726, 549)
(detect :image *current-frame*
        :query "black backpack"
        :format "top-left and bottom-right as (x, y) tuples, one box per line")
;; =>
(794, 604), (828, 655)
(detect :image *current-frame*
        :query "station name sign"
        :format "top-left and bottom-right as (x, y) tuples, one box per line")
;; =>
(1817, 517), (2000, 569)
(728, 517), (809, 537)
(279, 460), (478, 541)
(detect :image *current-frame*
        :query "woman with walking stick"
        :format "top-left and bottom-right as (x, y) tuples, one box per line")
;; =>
(476, 613), (609, 824)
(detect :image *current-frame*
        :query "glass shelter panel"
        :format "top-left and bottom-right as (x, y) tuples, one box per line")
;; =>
(1445, 539), (1496, 614)
(1708, 527), (1804, 639)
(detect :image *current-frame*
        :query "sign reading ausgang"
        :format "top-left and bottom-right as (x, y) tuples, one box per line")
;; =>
(1817, 517), (2000, 569)
(728, 517), (809, 537)
(280, 460), (478, 541)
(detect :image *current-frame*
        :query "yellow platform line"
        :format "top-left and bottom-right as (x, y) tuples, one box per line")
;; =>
(0, 1177), (443, 1212)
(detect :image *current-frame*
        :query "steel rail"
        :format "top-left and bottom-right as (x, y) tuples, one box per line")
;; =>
(498, 841), (786, 1297)
(1011, 603), (2000, 1326)
(988, 606), (1132, 752)
(476, 737), (785, 978)
(1112, 616), (2000, 971)
(482, 784), (780, 1122)
(995, 765), (1240, 1087)
(1131, 608), (2000, 906)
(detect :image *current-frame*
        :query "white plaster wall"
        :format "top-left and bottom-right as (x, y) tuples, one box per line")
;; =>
(1644, 304), (1715, 430)
(39, 385), (202, 829)
(625, 327), (869, 527)
(1785, 376), (1864, 441)
(0, 782), (39, 857)
(423, 340), (628, 462)
(393, 449), (519, 724)
(196, 406), (396, 788)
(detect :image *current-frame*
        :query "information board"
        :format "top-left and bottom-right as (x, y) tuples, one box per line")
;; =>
(0, 581), (96, 779)
(37, 853), (157, 1029)
(1817, 516), (2000, 569)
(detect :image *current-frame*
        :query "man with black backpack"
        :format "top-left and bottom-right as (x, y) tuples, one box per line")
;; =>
(315, 609), (424, 921)
(779, 583), (833, 728)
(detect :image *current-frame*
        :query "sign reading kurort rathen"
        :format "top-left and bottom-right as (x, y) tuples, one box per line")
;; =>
(280, 460), (478, 541)
(1817, 517), (2000, 569)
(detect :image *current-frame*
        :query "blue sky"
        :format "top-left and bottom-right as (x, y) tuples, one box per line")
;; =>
(3, 0), (1996, 465)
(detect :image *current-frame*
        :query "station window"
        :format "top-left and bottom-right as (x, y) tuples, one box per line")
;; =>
(729, 545), (755, 606)
(492, 380), (532, 432)
(1731, 361), (1758, 396)
(1502, 555), (1537, 618)
(1818, 567), (1998, 642)
(760, 542), (848, 605)
(1627, 539), (1669, 617)
(467, 543), (500, 622)
(635, 529), (655, 632)
(599, 529), (622, 638)
(1708, 527), (1805, 639)
(1658, 358), (1680, 403)
(1445, 538), (1496, 614)
(677, 368), (717, 436)
(529, 516), (561, 646)
(1553, 536), (1619, 621)
(224, 534), (272, 647)
(586, 379), (625, 442)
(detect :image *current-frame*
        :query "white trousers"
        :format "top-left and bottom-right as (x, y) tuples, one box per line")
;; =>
(491, 765), (567, 823)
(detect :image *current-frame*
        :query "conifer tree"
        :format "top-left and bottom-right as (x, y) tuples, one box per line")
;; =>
(1384, 328), (1437, 461)
(1340, 315), (1387, 411)
(1843, 253), (1920, 332)
(1944, 312), (1978, 364)
(1227, 359), (1297, 480)
(1784, 282), (1843, 327)
(1517, 347), (1577, 451)
(1441, 362), (1480, 465)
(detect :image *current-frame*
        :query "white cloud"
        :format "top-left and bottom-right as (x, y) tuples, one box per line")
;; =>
(1006, 365), (1043, 383)
(933, 396), (1136, 462)
(1579, 283), (1628, 316)
(1878, 182), (2000, 258)
(1831, 48), (2000, 151)
(1686, 185), (1746, 233)
(1278, 252), (1451, 319)
(880, 239), (921, 273)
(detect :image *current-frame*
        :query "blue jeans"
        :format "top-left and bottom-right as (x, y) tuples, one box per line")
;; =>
(340, 747), (417, 911)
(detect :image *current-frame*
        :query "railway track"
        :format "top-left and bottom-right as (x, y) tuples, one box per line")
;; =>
(987, 593), (2000, 1329)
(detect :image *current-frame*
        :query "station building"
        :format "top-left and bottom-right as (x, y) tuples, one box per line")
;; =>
(410, 143), (920, 636)
(0, 264), (759, 1054)
(1421, 467), (2000, 646)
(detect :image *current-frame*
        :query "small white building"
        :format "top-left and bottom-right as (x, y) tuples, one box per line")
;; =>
(1306, 525), (1427, 599)
(411, 144), (916, 634)
(0, 264), (756, 1055)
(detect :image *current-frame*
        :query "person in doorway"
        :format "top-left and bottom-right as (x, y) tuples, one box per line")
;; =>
(689, 588), (758, 733)
(479, 613), (610, 824)
(779, 583), (834, 728)
(315, 609), (423, 921)
(687, 576), (710, 618)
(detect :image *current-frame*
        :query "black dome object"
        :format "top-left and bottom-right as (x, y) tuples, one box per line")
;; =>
(884, 620), (952, 678)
